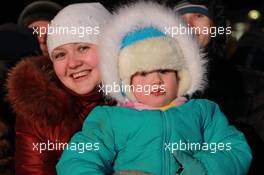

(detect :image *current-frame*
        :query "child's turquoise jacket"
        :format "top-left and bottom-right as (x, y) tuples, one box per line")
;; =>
(56, 99), (252, 175)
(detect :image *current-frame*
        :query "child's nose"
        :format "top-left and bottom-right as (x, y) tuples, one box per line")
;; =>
(151, 72), (163, 85)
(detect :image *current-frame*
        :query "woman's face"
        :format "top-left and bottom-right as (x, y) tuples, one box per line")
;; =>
(51, 43), (100, 95)
(182, 13), (213, 47)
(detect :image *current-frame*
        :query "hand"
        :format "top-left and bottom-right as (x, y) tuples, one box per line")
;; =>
(173, 151), (207, 175)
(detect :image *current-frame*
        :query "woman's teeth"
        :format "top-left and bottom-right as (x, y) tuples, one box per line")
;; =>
(72, 70), (89, 79)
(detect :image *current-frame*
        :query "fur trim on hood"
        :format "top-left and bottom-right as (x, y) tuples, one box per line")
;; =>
(99, 1), (207, 103)
(6, 56), (79, 126)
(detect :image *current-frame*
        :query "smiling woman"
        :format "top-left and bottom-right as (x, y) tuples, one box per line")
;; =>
(51, 43), (100, 95)
(46, 3), (108, 96)
(6, 3), (112, 175)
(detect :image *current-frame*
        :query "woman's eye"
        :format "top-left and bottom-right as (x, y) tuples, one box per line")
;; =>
(78, 46), (90, 53)
(53, 52), (65, 60)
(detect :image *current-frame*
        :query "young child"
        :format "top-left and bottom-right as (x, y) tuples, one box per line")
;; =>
(56, 2), (252, 175)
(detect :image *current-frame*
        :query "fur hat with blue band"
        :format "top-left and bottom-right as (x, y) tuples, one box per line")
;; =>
(99, 2), (207, 103)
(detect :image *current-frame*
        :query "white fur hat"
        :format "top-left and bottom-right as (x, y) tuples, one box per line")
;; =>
(99, 2), (207, 103)
(47, 3), (110, 57)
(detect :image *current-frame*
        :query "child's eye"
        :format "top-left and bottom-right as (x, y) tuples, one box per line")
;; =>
(139, 71), (148, 76)
(159, 70), (170, 74)
(52, 52), (66, 61)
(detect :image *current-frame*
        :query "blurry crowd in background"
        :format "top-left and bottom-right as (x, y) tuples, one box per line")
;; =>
(0, 0), (264, 174)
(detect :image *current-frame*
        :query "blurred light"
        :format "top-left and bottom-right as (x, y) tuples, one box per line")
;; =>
(248, 10), (261, 20)
(234, 23), (246, 31)
(233, 23), (247, 40)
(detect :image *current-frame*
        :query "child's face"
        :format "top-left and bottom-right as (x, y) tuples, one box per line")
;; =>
(131, 70), (178, 107)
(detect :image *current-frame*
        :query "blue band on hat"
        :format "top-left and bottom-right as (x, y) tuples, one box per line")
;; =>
(174, 4), (210, 19)
(121, 27), (165, 49)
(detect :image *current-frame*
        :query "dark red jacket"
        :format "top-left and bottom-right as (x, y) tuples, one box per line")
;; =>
(6, 56), (110, 175)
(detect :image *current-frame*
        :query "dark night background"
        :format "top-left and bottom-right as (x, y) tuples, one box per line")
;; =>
(1, 0), (264, 24)
(1, 1), (264, 175)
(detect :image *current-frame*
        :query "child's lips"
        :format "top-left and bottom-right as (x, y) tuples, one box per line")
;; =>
(151, 89), (165, 96)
